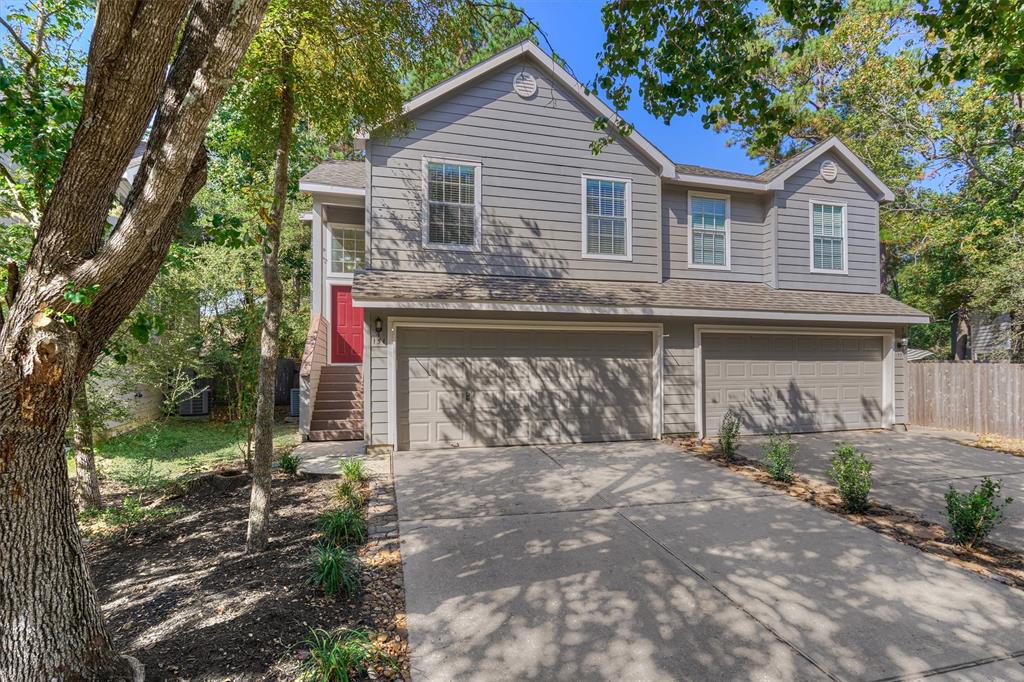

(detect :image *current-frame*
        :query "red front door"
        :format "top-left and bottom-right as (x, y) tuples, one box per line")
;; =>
(331, 285), (364, 363)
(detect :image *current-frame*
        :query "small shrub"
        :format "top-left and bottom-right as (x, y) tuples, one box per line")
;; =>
(308, 544), (360, 599)
(945, 477), (1014, 549)
(341, 457), (369, 483)
(718, 409), (741, 461)
(302, 627), (396, 682)
(762, 435), (796, 482)
(335, 480), (365, 510)
(278, 451), (301, 476)
(828, 443), (872, 512)
(316, 507), (367, 546)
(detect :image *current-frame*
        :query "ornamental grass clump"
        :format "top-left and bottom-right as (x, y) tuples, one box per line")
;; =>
(828, 443), (872, 513)
(945, 477), (1014, 549)
(718, 409), (741, 461)
(762, 435), (796, 482)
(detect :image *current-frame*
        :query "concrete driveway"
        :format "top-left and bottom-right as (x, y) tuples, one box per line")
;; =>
(735, 429), (1024, 551)
(393, 441), (1024, 682)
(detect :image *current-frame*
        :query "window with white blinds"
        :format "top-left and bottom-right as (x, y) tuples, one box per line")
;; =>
(811, 202), (846, 272)
(423, 159), (480, 249)
(583, 176), (631, 259)
(688, 193), (730, 269)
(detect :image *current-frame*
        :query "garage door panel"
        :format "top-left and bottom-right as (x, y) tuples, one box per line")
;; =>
(704, 333), (884, 436)
(398, 328), (653, 450)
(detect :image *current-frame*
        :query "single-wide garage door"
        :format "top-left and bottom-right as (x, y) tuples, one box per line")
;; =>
(398, 327), (653, 450)
(704, 333), (884, 435)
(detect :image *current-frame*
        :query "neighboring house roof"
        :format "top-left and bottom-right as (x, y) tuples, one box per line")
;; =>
(906, 348), (935, 362)
(351, 270), (929, 324)
(299, 159), (365, 194)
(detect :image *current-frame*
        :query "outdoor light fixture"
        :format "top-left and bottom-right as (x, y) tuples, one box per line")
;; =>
(374, 317), (384, 343)
(896, 337), (908, 351)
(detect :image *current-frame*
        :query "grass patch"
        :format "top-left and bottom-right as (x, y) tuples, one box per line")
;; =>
(302, 628), (396, 681)
(341, 458), (369, 484)
(316, 507), (367, 546)
(79, 497), (185, 539)
(335, 480), (364, 509)
(308, 543), (360, 599)
(78, 419), (296, 480)
(278, 451), (301, 476)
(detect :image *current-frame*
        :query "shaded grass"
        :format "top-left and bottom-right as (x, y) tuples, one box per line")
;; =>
(78, 419), (297, 480)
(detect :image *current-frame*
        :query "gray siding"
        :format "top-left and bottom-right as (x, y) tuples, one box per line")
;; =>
(368, 58), (662, 282)
(774, 150), (881, 293)
(662, 187), (767, 283)
(363, 312), (903, 445)
(663, 318), (696, 434)
(895, 326), (907, 424)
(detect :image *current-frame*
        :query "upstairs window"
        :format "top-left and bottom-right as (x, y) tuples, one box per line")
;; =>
(583, 176), (631, 259)
(688, 193), (730, 269)
(423, 159), (480, 250)
(330, 225), (365, 273)
(810, 202), (846, 272)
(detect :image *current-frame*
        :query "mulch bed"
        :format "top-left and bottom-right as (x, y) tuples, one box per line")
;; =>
(669, 436), (1024, 591)
(87, 466), (409, 681)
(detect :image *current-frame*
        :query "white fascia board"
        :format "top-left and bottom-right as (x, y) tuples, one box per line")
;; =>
(352, 297), (930, 325)
(765, 137), (896, 202)
(667, 174), (768, 193)
(298, 182), (366, 196)
(399, 41), (676, 178)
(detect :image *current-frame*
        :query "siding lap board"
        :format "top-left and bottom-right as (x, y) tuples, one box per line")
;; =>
(369, 59), (661, 282)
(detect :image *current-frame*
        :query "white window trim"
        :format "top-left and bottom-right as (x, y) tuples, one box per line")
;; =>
(687, 190), (732, 270)
(326, 221), (365, 278)
(580, 174), (633, 261)
(421, 156), (482, 252)
(808, 200), (848, 274)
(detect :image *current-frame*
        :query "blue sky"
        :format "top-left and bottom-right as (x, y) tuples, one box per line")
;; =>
(517, 0), (766, 174)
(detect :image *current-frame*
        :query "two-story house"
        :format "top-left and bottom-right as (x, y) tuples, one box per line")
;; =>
(297, 41), (928, 450)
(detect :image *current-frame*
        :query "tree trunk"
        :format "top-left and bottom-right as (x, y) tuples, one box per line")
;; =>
(72, 389), (102, 510)
(0, 1), (267, 677)
(246, 43), (296, 553)
(952, 311), (971, 361)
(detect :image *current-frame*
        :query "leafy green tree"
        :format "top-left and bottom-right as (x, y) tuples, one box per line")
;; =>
(0, 0), (268, 677)
(403, 0), (535, 95)
(219, 0), (483, 552)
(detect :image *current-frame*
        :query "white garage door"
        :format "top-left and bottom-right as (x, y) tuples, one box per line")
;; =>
(703, 333), (885, 435)
(398, 327), (653, 450)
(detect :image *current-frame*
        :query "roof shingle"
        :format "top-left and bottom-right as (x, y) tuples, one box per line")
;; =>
(352, 270), (928, 321)
(300, 159), (365, 189)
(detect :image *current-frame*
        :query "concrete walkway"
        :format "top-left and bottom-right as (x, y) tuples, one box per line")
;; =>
(735, 429), (1024, 552)
(394, 441), (1024, 682)
(291, 439), (368, 475)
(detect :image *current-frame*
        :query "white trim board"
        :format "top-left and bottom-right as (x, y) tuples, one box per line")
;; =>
(384, 317), (664, 450)
(299, 182), (366, 197)
(687, 190), (732, 271)
(808, 200), (849, 275)
(692, 324), (896, 440)
(580, 174), (633, 261)
(354, 297), (930, 325)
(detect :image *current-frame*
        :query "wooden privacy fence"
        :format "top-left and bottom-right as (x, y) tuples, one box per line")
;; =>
(907, 362), (1024, 438)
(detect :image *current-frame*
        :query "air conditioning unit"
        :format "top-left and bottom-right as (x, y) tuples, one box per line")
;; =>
(176, 369), (210, 417)
(290, 388), (300, 417)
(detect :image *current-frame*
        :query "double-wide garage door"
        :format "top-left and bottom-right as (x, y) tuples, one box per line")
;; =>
(703, 332), (885, 435)
(398, 327), (653, 450)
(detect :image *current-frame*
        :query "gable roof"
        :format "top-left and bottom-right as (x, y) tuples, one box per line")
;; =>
(304, 41), (894, 201)
(673, 137), (895, 200)
(384, 41), (676, 178)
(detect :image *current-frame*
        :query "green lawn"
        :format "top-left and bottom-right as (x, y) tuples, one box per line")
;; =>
(85, 419), (298, 481)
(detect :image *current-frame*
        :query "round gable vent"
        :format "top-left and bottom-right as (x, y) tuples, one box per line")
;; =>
(820, 159), (839, 182)
(512, 71), (537, 99)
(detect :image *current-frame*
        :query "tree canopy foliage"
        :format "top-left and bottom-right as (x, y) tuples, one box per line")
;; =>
(597, 0), (1024, 356)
